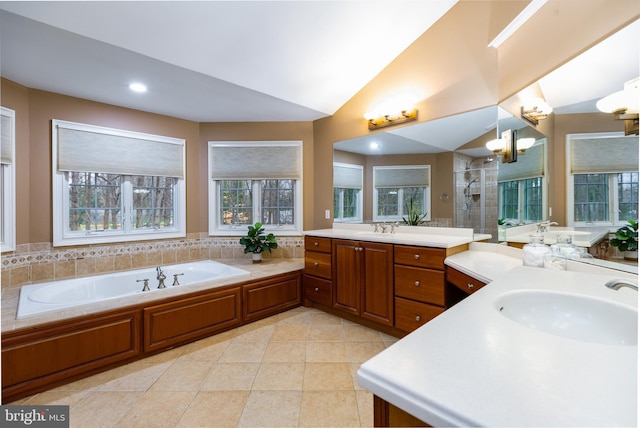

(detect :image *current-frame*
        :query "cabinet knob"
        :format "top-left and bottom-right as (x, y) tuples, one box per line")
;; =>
(314, 262), (319, 267)
(414, 254), (420, 260)
(467, 283), (474, 290)
(414, 280), (420, 286)
(415, 315), (422, 322)
(314, 287), (319, 292)
(314, 241), (319, 246)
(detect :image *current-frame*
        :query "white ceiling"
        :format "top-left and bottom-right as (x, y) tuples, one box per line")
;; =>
(0, 0), (457, 122)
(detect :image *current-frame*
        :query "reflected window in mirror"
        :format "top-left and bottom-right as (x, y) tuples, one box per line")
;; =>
(373, 165), (430, 223)
(1, 107), (15, 252)
(567, 133), (638, 227)
(498, 141), (546, 224)
(333, 162), (363, 223)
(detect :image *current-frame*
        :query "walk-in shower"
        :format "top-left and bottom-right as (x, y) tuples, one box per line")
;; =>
(454, 156), (498, 240)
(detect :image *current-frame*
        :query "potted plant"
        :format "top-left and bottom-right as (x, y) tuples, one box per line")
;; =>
(403, 197), (428, 226)
(610, 218), (638, 261)
(239, 222), (278, 263)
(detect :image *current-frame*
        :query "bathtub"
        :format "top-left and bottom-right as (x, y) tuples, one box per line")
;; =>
(17, 260), (250, 319)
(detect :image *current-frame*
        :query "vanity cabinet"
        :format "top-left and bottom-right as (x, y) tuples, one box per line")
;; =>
(393, 245), (447, 332)
(303, 236), (333, 306)
(445, 266), (487, 307)
(333, 239), (394, 326)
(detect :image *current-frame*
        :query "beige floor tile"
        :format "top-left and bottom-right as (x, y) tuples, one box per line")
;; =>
(262, 341), (307, 362)
(252, 362), (305, 390)
(97, 361), (172, 392)
(237, 390), (302, 427)
(356, 390), (374, 427)
(231, 324), (275, 342)
(141, 345), (185, 363)
(150, 361), (211, 391)
(299, 390), (360, 427)
(200, 363), (259, 391)
(303, 363), (354, 390)
(270, 325), (309, 341)
(176, 340), (230, 363)
(50, 369), (117, 392)
(177, 391), (249, 428)
(306, 341), (347, 362)
(69, 391), (143, 428)
(275, 311), (312, 326)
(343, 324), (385, 341)
(218, 341), (268, 362)
(115, 390), (195, 427)
(309, 312), (343, 325)
(307, 324), (344, 341)
(345, 341), (386, 362)
(22, 390), (91, 407)
(350, 362), (366, 390)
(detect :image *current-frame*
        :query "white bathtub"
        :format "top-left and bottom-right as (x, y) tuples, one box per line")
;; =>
(17, 260), (250, 319)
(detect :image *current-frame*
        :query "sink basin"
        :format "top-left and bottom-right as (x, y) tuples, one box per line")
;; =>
(495, 290), (637, 346)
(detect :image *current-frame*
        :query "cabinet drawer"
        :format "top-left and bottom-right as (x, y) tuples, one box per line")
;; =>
(395, 265), (445, 306)
(303, 275), (332, 307)
(446, 267), (487, 295)
(395, 297), (444, 332)
(305, 236), (332, 253)
(394, 245), (446, 270)
(304, 251), (332, 279)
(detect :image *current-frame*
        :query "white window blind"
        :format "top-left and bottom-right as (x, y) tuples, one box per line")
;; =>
(333, 163), (363, 189)
(1, 108), (14, 165)
(55, 120), (185, 178)
(498, 142), (545, 182)
(210, 142), (301, 180)
(374, 165), (430, 187)
(570, 136), (639, 173)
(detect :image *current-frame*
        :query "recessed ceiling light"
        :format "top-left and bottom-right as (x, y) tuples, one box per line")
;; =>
(129, 82), (147, 93)
(370, 142), (380, 150)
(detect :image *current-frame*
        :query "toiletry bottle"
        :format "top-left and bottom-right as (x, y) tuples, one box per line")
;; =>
(544, 234), (581, 270)
(523, 234), (550, 268)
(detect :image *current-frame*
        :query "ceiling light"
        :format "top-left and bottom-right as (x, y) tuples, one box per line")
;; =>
(488, 0), (548, 48)
(521, 98), (553, 125)
(370, 142), (380, 150)
(597, 77), (639, 135)
(129, 82), (147, 93)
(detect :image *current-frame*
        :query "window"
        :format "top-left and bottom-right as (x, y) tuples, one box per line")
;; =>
(209, 141), (302, 235)
(333, 163), (363, 223)
(567, 133), (639, 227)
(498, 141), (546, 224)
(1, 107), (16, 252)
(53, 120), (186, 246)
(373, 165), (430, 222)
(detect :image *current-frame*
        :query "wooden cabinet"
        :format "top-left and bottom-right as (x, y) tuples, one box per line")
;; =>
(243, 272), (301, 322)
(2, 308), (141, 401)
(144, 287), (242, 353)
(333, 239), (394, 326)
(303, 236), (333, 305)
(445, 266), (487, 307)
(394, 245), (447, 332)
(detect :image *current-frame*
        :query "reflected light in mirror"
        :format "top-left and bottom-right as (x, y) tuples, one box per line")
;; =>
(596, 77), (640, 114)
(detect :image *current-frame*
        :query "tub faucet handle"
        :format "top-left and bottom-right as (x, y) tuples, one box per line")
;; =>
(172, 273), (184, 286)
(137, 279), (150, 292)
(157, 272), (167, 289)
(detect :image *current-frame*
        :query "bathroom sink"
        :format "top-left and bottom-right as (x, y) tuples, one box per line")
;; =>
(495, 290), (637, 346)
(542, 230), (591, 237)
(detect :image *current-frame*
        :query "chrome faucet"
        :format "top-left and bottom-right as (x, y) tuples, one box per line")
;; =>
(536, 221), (559, 233)
(137, 278), (150, 292)
(605, 278), (638, 291)
(156, 266), (166, 289)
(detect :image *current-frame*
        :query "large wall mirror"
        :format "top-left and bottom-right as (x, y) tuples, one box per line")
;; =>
(332, 18), (638, 272)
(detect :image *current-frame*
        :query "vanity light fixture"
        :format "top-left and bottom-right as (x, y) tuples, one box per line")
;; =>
(486, 130), (535, 163)
(521, 99), (553, 125)
(596, 77), (639, 136)
(129, 82), (147, 93)
(365, 108), (418, 130)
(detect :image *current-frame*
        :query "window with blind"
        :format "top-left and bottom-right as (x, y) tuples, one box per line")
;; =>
(1, 107), (16, 252)
(566, 133), (639, 226)
(333, 163), (363, 223)
(373, 165), (430, 222)
(498, 142), (546, 223)
(52, 120), (186, 246)
(208, 141), (303, 235)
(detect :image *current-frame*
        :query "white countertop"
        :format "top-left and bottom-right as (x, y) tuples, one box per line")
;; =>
(504, 224), (610, 247)
(304, 224), (477, 248)
(359, 251), (638, 426)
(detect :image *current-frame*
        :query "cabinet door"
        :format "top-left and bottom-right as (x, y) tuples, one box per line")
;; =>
(332, 239), (361, 315)
(361, 242), (394, 326)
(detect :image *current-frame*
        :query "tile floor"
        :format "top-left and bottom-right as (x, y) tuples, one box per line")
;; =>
(10, 306), (398, 427)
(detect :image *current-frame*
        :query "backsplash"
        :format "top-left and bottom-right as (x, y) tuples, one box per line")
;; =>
(1, 234), (305, 288)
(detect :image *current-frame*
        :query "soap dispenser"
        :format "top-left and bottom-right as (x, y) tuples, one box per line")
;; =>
(523, 234), (550, 267)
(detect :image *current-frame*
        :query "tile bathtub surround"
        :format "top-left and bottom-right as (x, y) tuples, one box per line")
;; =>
(9, 306), (398, 428)
(1, 235), (305, 288)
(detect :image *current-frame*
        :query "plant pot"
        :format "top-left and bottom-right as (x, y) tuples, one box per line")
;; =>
(251, 252), (263, 263)
(623, 250), (638, 261)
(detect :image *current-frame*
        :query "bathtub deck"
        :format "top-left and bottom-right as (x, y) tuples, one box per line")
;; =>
(1, 259), (304, 333)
